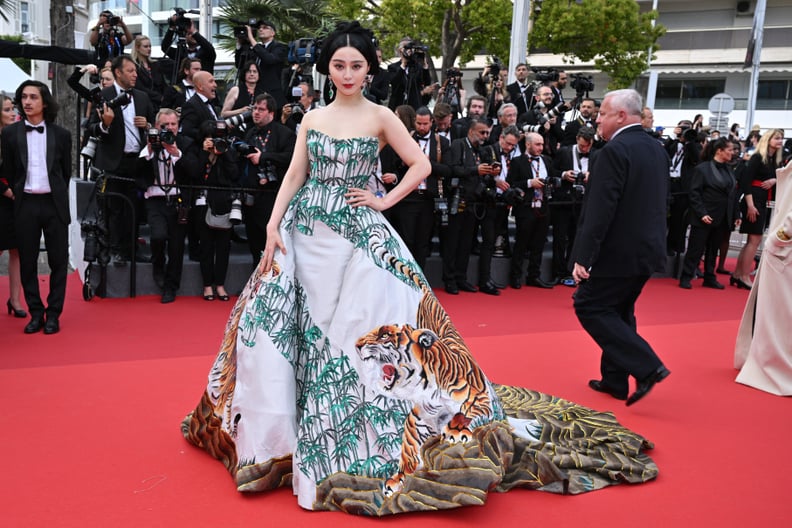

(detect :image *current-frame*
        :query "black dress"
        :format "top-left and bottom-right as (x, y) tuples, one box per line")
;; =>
(739, 153), (778, 235)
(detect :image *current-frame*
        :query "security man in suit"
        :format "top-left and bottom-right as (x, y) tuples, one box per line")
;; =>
(239, 93), (296, 265)
(1, 81), (72, 334)
(86, 54), (156, 266)
(571, 88), (671, 406)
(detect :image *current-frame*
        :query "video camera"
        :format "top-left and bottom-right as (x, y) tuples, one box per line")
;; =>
(488, 56), (503, 79)
(100, 10), (121, 28)
(402, 41), (429, 67)
(170, 7), (198, 37)
(531, 67), (558, 84)
(570, 73), (594, 98)
(445, 67), (462, 81)
(231, 18), (260, 40)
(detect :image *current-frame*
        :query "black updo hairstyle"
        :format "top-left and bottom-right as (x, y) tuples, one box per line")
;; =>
(315, 21), (379, 76)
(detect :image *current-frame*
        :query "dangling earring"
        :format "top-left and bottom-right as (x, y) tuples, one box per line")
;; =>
(327, 78), (335, 100)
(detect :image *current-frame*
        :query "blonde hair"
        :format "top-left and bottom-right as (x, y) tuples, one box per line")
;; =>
(756, 128), (784, 167)
(130, 35), (151, 66)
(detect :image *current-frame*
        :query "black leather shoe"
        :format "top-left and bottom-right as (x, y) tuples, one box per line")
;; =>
(444, 283), (459, 295)
(526, 277), (554, 289)
(24, 317), (45, 334)
(458, 281), (478, 293)
(729, 276), (752, 290)
(510, 278), (522, 289)
(478, 282), (500, 296)
(161, 290), (176, 304)
(679, 280), (692, 289)
(588, 379), (627, 400)
(43, 318), (60, 335)
(626, 366), (671, 406)
(702, 279), (725, 290)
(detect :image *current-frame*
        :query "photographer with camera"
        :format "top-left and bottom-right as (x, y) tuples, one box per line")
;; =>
(194, 120), (240, 302)
(161, 9), (216, 75)
(388, 38), (433, 112)
(443, 117), (492, 294)
(518, 85), (566, 157)
(282, 81), (316, 133)
(561, 97), (597, 146)
(86, 55), (156, 266)
(551, 126), (595, 287)
(239, 93), (296, 264)
(437, 68), (466, 120)
(507, 132), (555, 289)
(234, 20), (289, 109)
(666, 119), (701, 257)
(472, 58), (507, 121)
(89, 10), (133, 65)
(137, 108), (199, 303)
(505, 63), (533, 116)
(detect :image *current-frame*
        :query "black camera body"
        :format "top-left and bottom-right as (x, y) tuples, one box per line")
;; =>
(447, 177), (463, 214)
(210, 120), (230, 153)
(147, 127), (176, 150)
(232, 18), (259, 40)
(488, 56), (503, 79)
(570, 73), (594, 98)
(232, 140), (255, 157)
(532, 67), (558, 83)
(81, 220), (108, 264)
(90, 87), (130, 113)
(403, 42), (429, 68)
(501, 186), (526, 207)
(445, 68), (462, 80)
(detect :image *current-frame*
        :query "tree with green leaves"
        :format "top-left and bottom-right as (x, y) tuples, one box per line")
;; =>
(529, 0), (665, 89)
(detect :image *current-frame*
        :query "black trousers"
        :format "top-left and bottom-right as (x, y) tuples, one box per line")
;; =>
(145, 197), (186, 292)
(474, 202), (498, 285)
(15, 193), (68, 321)
(550, 203), (579, 278)
(441, 206), (476, 286)
(390, 194), (435, 271)
(104, 156), (142, 257)
(573, 275), (663, 396)
(510, 206), (549, 281)
(198, 208), (232, 287)
(681, 221), (728, 282)
(667, 179), (688, 254)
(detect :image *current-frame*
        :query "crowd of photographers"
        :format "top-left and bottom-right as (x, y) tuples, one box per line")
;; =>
(69, 17), (782, 303)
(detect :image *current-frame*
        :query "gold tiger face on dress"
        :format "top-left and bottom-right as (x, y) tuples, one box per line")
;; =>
(355, 323), (494, 496)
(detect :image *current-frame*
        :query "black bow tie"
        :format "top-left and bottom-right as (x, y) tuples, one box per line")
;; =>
(417, 134), (431, 141)
(26, 125), (44, 134)
(579, 153), (589, 158)
(530, 156), (541, 161)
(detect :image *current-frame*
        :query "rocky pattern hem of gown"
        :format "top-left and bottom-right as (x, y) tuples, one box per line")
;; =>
(181, 129), (658, 515)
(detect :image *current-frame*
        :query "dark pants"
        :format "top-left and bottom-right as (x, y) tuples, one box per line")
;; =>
(198, 208), (232, 288)
(441, 206), (476, 286)
(573, 275), (663, 395)
(104, 156), (142, 257)
(667, 179), (688, 254)
(474, 202), (497, 285)
(681, 221), (727, 282)
(550, 203), (578, 279)
(15, 194), (68, 321)
(510, 206), (549, 281)
(391, 194), (435, 271)
(145, 196), (186, 292)
(243, 190), (277, 267)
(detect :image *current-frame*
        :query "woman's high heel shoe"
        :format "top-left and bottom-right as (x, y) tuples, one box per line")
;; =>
(729, 276), (752, 290)
(6, 299), (27, 318)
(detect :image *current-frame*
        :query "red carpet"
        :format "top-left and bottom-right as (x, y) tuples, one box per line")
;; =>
(0, 271), (788, 527)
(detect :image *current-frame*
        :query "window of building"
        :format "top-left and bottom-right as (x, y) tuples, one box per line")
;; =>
(655, 79), (726, 110)
(757, 80), (791, 111)
(20, 2), (30, 34)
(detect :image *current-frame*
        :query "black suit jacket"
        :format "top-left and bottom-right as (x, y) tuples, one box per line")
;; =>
(570, 125), (670, 277)
(448, 138), (487, 202)
(687, 160), (738, 227)
(138, 135), (200, 191)
(86, 86), (155, 172)
(507, 153), (552, 216)
(236, 40), (289, 107)
(506, 81), (533, 116)
(1, 121), (72, 224)
(381, 133), (451, 199)
(387, 62), (431, 111)
(180, 93), (219, 142)
(160, 80), (193, 113)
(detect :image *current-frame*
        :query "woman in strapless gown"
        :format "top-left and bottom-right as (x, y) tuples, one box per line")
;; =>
(181, 22), (659, 515)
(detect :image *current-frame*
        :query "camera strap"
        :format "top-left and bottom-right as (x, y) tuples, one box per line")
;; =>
(255, 129), (272, 153)
(155, 150), (177, 196)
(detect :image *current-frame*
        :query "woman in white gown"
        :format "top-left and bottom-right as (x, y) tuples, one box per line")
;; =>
(182, 22), (659, 515)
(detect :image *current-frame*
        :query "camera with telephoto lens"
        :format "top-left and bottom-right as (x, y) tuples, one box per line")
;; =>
(445, 67), (462, 80)
(500, 186), (526, 207)
(147, 127), (176, 150)
(225, 110), (252, 129)
(81, 220), (108, 264)
(81, 136), (100, 160)
(89, 87), (131, 113)
(231, 140), (255, 157)
(447, 177), (463, 214)
(229, 195), (243, 225)
(258, 161), (278, 183)
(544, 176), (563, 201)
(570, 73), (594, 98)
(210, 120), (229, 153)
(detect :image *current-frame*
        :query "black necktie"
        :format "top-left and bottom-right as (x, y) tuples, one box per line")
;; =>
(26, 125), (44, 133)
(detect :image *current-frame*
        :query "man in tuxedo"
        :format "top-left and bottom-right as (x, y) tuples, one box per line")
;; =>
(451, 96), (487, 141)
(87, 54), (156, 265)
(550, 126), (595, 286)
(444, 117), (492, 294)
(138, 108), (199, 303)
(560, 98), (597, 146)
(507, 132), (555, 290)
(160, 58), (201, 113)
(571, 89), (671, 406)
(235, 20), (288, 108)
(1, 81), (72, 334)
(487, 103), (520, 149)
(505, 63), (532, 116)
(519, 85), (565, 157)
(239, 93), (296, 265)
(432, 103), (454, 142)
(388, 106), (451, 272)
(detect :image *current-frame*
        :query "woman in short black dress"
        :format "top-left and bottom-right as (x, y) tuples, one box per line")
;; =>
(732, 129), (784, 289)
(0, 94), (27, 317)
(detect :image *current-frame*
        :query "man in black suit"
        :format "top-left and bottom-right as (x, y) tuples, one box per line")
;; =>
(1, 81), (72, 334)
(161, 15), (216, 75)
(160, 58), (201, 114)
(86, 54), (156, 265)
(444, 117), (492, 294)
(239, 93), (296, 265)
(507, 132), (555, 290)
(138, 108), (199, 303)
(560, 97), (597, 146)
(505, 63), (532, 117)
(387, 106), (451, 272)
(519, 85), (565, 158)
(235, 20), (288, 109)
(388, 38), (433, 111)
(571, 88), (671, 406)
